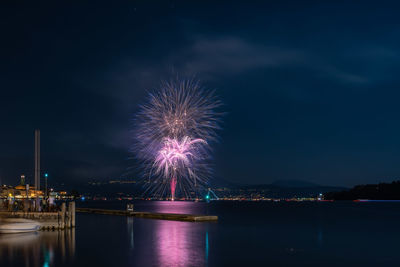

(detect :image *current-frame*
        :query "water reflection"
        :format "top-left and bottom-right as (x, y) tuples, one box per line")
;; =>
(0, 230), (75, 267)
(205, 231), (209, 263)
(152, 220), (209, 267)
(148, 200), (207, 214)
(150, 202), (210, 267)
(127, 217), (134, 250)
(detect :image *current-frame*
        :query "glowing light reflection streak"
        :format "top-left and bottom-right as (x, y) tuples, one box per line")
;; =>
(154, 202), (207, 266)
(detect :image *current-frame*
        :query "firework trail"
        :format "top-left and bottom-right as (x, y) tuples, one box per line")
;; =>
(133, 79), (222, 200)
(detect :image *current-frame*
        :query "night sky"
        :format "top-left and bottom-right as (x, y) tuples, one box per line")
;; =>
(1, 1), (400, 187)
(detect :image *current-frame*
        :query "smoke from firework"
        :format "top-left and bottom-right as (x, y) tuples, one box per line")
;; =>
(133, 79), (222, 199)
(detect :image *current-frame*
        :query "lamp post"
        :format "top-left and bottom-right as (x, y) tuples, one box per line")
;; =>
(44, 173), (48, 199)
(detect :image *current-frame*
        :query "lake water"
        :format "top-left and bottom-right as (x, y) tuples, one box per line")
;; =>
(1, 201), (400, 266)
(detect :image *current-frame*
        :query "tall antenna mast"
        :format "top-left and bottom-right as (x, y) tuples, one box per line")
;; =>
(34, 129), (40, 191)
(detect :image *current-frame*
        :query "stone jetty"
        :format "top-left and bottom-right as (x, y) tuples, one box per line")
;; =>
(76, 207), (218, 222)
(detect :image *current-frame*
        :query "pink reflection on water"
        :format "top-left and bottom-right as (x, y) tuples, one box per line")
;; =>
(150, 201), (204, 214)
(153, 201), (208, 266)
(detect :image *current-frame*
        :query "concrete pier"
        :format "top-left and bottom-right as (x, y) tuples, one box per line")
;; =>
(76, 208), (218, 222)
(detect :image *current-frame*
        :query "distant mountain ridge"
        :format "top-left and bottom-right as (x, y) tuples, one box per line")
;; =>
(210, 177), (343, 189)
(325, 181), (400, 200)
(271, 180), (320, 188)
(74, 178), (346, 198)
(208, 178), (346, 198)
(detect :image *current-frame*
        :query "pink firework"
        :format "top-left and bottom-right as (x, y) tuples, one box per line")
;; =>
(170, 177), (177, 201)
(154, 137), (207, 200)
(133, 79), (222, 199)
(154, 137), (207, 178)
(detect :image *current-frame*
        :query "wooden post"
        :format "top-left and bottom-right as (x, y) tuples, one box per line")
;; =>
(70, 202), (75, 228)
(67, 202), (75, 228)
(127, 203), (134, 213)
(60, 202), (66, 229)
(66, 204), (70, 228)
(66, 210), (71, 229)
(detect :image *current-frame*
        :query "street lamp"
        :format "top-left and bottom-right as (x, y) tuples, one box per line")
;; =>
(44, 173), (48, 198)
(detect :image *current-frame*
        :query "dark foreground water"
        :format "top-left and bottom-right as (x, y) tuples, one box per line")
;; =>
(1, 201), (400, 266)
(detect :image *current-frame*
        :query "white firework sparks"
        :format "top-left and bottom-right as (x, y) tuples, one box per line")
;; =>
(133, 79), (222, 199)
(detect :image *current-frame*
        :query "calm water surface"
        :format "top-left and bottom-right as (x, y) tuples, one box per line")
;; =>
(1, 201), (400, 266)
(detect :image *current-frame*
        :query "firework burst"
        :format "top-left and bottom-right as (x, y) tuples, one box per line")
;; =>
(133, 79), (222, 199)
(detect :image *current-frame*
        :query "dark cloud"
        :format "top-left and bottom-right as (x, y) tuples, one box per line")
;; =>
(1, 1), (400, 187)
